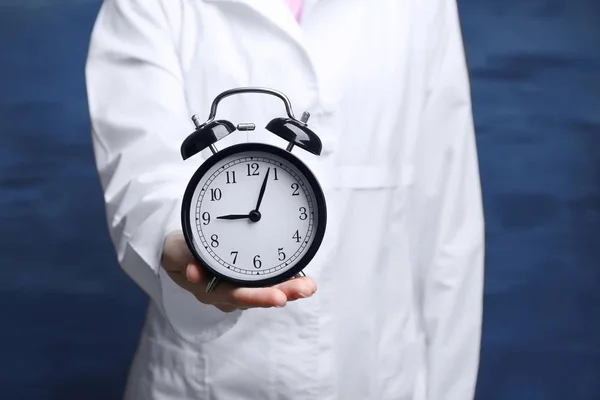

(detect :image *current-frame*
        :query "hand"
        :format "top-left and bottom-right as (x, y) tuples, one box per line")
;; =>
(254, 167), (270, 211)
(161, 232), (317, 313)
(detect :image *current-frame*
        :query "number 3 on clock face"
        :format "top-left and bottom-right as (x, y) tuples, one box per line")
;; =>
(181, 143), (327, 287)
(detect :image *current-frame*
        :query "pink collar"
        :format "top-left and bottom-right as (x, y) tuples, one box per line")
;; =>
(284, 0), (304, 22)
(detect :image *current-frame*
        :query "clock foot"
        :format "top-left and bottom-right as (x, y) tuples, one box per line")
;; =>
(205, 276), (220, 293)
(294, 270), (306, 278)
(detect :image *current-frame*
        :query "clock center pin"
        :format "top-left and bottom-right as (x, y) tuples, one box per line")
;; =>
(249, 210), (261, 222)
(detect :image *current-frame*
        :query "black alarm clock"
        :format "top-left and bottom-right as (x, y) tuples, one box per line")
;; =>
(180, 87), (327, 293)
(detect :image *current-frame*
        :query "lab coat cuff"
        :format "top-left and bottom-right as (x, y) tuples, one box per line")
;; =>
(158, 267), (242, 344)
(164, 197), (184, 237)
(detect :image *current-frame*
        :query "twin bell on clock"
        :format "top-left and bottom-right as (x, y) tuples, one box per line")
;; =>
(179, 87), (327, 293)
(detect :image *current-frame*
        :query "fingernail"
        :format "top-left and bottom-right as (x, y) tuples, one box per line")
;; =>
(297, 292), (308, 298)
(185, 264), (194, 281)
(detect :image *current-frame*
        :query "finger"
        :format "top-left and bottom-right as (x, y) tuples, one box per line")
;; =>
(274, 277), (317, 299)
(171, 267), (279, 309)
(167, 268), (249, 311)
(185, 263), (204, 283)
(233, 287), (287, 308)
(210, 285), (287, 308)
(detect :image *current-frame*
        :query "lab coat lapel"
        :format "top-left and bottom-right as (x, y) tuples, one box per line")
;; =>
(202, 0), (305, 47)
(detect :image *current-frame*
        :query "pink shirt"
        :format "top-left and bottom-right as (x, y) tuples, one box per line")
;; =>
(284, 0), (304, 22)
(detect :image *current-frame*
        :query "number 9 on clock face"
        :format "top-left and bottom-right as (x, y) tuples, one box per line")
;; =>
(181, 143), (327, 287)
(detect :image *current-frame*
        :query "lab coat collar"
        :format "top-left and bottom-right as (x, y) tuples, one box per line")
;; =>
(202, 0), (321, 47)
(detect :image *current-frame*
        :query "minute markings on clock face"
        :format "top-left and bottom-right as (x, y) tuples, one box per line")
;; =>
(189, 153), (317, 281)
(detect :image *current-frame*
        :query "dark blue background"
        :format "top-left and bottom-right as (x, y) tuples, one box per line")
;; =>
(0, 0), (598, 399)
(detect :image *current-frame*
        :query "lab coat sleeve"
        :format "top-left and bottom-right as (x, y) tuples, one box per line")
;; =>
(85, 0), (242, 343)
(408, 0), (485, 398)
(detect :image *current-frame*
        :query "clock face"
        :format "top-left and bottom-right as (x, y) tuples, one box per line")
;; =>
(182, 143), (326, 286)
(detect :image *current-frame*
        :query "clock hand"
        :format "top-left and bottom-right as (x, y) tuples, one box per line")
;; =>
(216, 167), (270, 222)
(254, 167), (270, 211)
(216, 214), (251, 220)
(217, 210), (261, 222)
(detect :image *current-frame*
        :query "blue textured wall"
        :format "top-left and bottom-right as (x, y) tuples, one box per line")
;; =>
(0, 2), (145, 398)
(0, 0), (598, 399)
(461, 1), (600, 398)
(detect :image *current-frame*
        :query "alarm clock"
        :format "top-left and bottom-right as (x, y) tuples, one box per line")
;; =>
(180, 87), (327, 293)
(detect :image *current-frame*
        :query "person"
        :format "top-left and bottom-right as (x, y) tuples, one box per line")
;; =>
(85, 0), (485, 398)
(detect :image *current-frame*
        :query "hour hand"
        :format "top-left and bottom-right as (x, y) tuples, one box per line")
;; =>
(216, 214), (250, 220)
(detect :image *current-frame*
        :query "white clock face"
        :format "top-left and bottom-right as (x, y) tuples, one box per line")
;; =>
(186, 147), (322, 282)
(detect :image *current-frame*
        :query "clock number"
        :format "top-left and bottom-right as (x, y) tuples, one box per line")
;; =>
(226, 171), (237, 184)
(278, 247), (286, 261)
(253, 255), (262, 269)
(210, 188), (222, 201)
(293, 230), (301, 243)
(291, 183), (300, 196)
(230, 251), (238, 264)
(273, 168), (279, 181)
(211, 234), (219, 248)
(299, 207), (308, 220)
(247, 163), (260, 176)
(202, 212), (211, 225)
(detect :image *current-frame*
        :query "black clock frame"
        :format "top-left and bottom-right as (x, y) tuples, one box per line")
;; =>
(181, 142), (327, 288)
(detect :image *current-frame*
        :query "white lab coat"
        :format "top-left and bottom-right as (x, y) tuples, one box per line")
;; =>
(85, 0), (485, 399)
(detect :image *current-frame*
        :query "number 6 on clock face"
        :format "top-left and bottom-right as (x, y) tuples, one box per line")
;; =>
(181, 143), (327, 287)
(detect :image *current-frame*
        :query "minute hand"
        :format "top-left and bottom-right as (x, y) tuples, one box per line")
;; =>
(254, 167), (270, 211)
